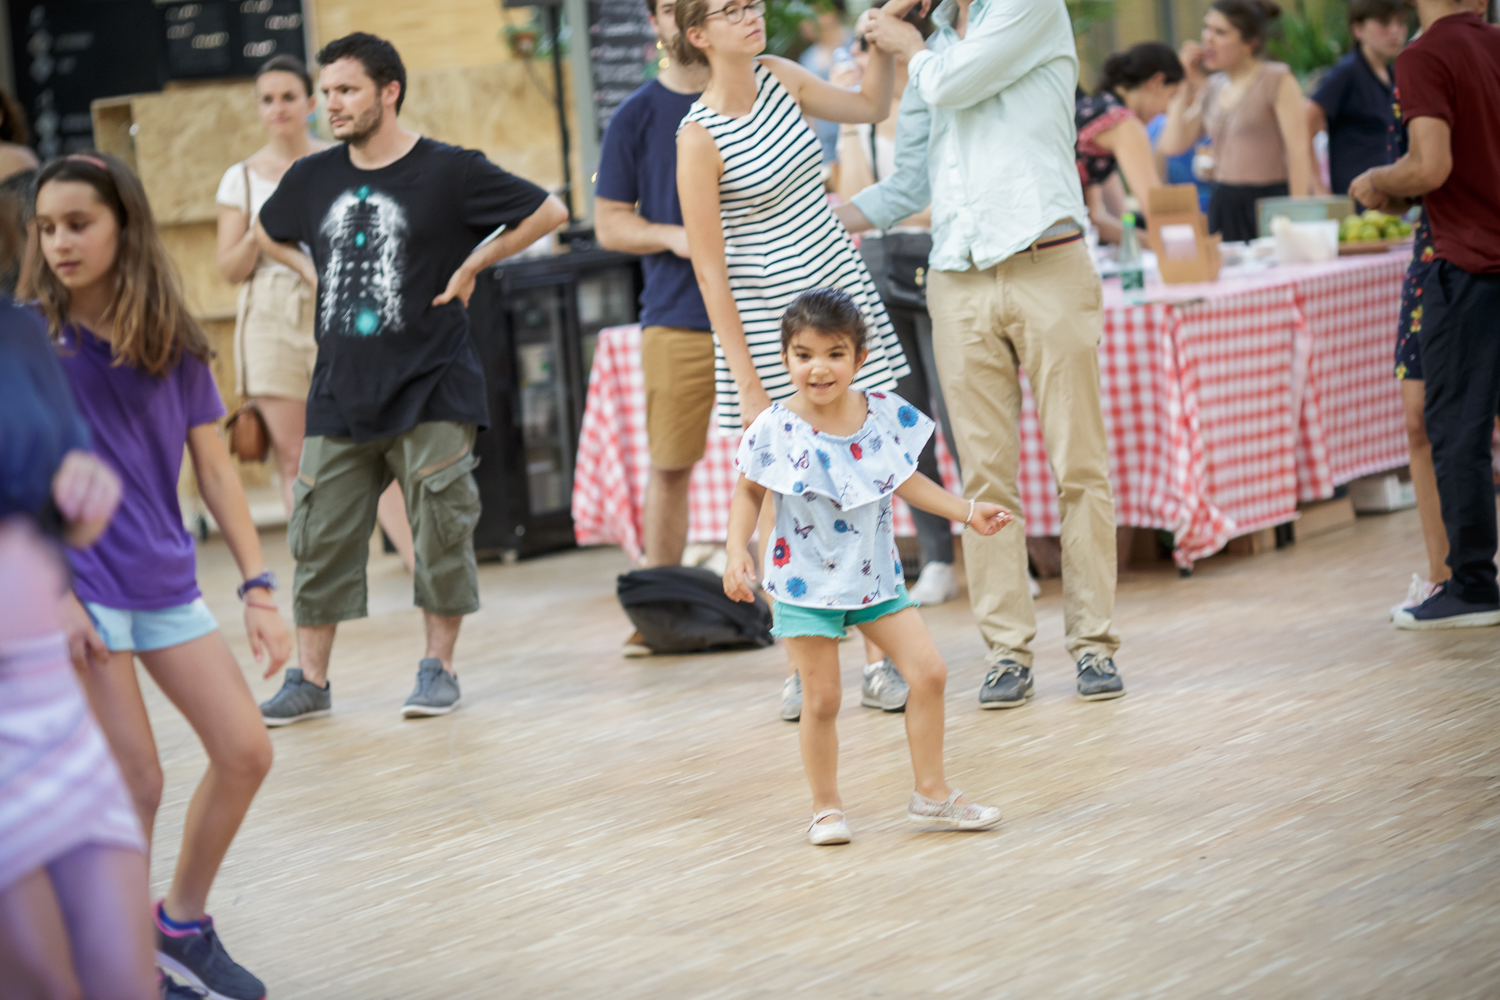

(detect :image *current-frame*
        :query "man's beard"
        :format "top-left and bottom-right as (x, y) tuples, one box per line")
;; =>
(337, 104), (384, 147)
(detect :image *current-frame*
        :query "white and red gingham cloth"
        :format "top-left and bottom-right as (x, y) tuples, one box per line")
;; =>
(574, 252), (1410, 568)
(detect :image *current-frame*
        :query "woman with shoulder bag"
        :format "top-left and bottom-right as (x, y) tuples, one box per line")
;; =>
(217, 55), (415, 566)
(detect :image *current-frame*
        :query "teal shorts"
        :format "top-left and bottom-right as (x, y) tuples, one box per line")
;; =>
(771, 587), (919, 640)
(84, 598), (219, 653)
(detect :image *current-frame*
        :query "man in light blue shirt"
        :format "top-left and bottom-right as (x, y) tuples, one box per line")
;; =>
(846, 0), (1124, 706)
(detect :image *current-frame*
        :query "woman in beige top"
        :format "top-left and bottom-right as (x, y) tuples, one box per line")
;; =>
(1160, 0), (1313, 242)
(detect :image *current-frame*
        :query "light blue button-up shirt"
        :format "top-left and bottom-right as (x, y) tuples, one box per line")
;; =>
(851, 0), (1087, 272)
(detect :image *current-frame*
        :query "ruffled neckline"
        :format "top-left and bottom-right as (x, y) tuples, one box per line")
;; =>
(737, 390), (933, 511)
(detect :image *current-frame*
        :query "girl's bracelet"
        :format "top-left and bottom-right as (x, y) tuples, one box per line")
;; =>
(965, 498), (976, 528)
(245, 600), (279, 612)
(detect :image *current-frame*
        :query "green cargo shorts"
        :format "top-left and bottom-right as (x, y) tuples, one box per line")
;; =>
(289, 422), (482, 627)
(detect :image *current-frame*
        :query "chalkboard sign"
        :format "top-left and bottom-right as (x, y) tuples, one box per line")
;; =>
(589, 0), (660, 135)
(10, 0), (167, 159)
(156, 0), (307, 80)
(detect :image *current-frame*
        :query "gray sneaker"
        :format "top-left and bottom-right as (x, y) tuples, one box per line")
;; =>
(402, 658), (461, 718)
(978, 660), (1033, 709)
(861, 658), (909, 712)
(1076, 653), (1125, 701)
(259, 668), (330, 727)
(780, 673), (802, 722)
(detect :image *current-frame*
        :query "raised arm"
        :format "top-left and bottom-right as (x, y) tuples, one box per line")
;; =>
(1157, 42), (1207, 157)
(678, 122), (771, 426)
(759, 51), (894, 125)
(867, 0), (1067, 111)
(842, 82), (933, 234)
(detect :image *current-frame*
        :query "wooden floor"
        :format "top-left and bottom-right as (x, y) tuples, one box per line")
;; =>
(145, 508), (1500, 999)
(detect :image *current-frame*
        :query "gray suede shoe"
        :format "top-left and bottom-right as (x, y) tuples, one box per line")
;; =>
(402, 659), (461, 718)
(861, 658), (909, 712)
(259, 668), (330, 727)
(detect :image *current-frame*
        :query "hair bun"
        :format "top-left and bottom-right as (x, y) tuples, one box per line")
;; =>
(1257, 0), (1282, 19)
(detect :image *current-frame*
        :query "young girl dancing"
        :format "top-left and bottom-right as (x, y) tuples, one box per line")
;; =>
(36, 152), (290, 1000)
(723, 289), (1010, 845)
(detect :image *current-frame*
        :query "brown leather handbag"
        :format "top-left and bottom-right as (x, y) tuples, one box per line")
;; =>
(225, 163), (270, 463)
(225, 403), (269, 462)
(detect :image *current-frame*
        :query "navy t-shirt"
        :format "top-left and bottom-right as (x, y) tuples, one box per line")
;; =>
(1313, 51), (1397, 195)
(595, 80), (711, 332)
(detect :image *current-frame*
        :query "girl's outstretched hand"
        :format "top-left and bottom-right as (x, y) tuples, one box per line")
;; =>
(244, 598), (293, 679)
(723, 548), (759, 604)
(966, 502), (1013, 536)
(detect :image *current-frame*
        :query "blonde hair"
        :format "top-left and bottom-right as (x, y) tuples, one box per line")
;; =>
(33, 152), (210, 376)
(668, 0), (713, 67)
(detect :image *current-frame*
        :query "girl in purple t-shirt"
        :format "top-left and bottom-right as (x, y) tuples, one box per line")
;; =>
(36, 152), (290, 1000)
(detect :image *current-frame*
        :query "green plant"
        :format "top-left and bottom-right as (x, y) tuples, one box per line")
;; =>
(765, 0), (819, 59)
(1067, 0), (1115, 36)
(1267, 0), (1349, 78)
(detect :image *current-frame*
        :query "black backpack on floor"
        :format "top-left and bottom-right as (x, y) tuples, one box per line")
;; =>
(616, 566), (773, 654)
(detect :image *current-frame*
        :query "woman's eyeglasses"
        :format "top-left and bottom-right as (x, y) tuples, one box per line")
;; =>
(705, 0), (764, 24)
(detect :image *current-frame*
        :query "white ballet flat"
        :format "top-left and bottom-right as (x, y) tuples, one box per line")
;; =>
(807, 808), (852, 845)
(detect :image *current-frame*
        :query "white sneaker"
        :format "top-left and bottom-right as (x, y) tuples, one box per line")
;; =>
(807, 809), (851, 845)
(1390, 573), (1440, 620)
(908, 562), (959, 605)
(1029, 575), (1041, 599)
(779, 673), (802, 722)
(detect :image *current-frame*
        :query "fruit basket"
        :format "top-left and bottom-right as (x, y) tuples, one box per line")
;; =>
(1338, 237), (1414, 256)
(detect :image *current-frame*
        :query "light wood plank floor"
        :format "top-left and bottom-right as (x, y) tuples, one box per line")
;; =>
(141, 508), (1499, 999)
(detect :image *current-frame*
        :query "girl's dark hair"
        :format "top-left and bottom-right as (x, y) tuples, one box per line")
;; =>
(256, 54), (314, 98)
(33, 152), (210, 376)
(780, 287), (867, 354)
(1210, 0), (1282, 51)
(1097, 42), (1185, 95)
(0, 86), (29, 145)
(316, 32), (407, 113)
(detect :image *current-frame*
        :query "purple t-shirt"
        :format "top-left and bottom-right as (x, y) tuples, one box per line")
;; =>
(57, 326), (226, 610)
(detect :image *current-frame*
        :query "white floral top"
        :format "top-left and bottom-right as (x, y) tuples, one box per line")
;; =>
(736, 390), (935, 609)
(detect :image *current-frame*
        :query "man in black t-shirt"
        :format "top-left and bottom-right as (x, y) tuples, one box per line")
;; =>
(255, 33), (568, 725)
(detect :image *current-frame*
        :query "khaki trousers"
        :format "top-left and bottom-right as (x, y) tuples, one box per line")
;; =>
(927, 239), (1120, 667)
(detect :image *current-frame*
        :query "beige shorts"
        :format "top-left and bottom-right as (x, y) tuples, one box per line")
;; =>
(235, 267), (316, 400)
(641, 325), (716, 469)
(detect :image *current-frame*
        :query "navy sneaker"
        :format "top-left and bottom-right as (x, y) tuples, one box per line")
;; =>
(154, 903), (265, 1000)
(1076, 653), (1125, 701)
(978, 660), (1033, 709)
(1392, 581), (1500, 630)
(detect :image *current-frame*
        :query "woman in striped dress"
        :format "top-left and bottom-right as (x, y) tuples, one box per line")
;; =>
(674, 0), (910, 432)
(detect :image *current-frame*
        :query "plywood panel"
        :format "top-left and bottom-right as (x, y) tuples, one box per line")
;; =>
(162, 221), (239, 321)
(308, 0), (525, 72)
(401, 61), (576, 193)
(131, 82), (265, 225)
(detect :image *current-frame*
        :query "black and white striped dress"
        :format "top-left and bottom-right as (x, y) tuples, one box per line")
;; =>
(680, 61), (909, 431)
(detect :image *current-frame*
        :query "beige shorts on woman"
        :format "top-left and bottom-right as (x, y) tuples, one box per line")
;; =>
(235, 267), (316, 400)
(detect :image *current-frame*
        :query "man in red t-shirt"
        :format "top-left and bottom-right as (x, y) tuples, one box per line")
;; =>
(1350, 0), (1500, 630)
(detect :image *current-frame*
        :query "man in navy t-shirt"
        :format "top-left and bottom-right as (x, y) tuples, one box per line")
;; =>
(594, 0), (713, 653)
(1306, 0), (1408, 201)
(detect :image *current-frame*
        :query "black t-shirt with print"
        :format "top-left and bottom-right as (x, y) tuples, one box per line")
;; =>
(259, 138), (549, 442)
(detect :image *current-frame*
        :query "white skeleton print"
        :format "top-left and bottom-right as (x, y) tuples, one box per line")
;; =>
(319, 184), (407, 337)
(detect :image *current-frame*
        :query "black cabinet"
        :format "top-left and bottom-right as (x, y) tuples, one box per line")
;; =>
(467, 249), (642, 561)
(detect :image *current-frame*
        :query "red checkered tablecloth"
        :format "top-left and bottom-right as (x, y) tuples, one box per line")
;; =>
(574, 252), (1409, 568)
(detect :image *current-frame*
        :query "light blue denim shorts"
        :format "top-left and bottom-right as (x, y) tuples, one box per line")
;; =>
(84, 598), (219, 653)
